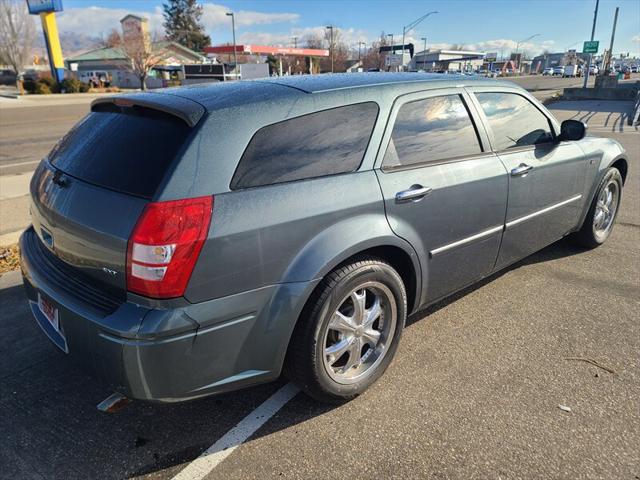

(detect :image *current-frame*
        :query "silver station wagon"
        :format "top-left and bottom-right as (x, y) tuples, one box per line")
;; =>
(20, 73), (627, 403)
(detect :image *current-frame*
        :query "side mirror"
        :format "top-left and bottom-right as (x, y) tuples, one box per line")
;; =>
(559, 119), (587, 141)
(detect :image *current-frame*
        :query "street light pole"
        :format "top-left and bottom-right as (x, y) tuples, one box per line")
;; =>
(583, 0), (600, 88)
(421, 37), (427, 70)
(401, 11), (438, 71)
(386, 34), (394, 70)
(326, 26), (334, 73)
(514, 33), (540, 74)
(225, 12), (238, 80)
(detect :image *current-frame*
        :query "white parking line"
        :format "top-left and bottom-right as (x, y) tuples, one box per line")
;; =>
(172, 383), (299, 480)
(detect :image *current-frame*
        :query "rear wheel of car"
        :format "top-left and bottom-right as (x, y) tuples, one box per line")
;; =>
(285, 257), (407, 403)
(569, 167), (623, 248)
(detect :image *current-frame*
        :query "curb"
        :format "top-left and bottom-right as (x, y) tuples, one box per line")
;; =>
(0, 270), (22, 289)
(0, 230), (22, 247)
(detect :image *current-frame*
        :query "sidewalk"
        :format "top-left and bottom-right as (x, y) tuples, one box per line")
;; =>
(0, 91), (124, 110)
(0, 172), (32, 200)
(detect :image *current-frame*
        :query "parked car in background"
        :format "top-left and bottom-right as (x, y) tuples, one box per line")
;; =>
(553, 66), (565, 76)
(20, 73), (628, 403)
(542, 67), (554, 76)
(78, 70), (111, 87)
(631, 65), (638, 73)
(589, 65), (599, 75)
(21, 69), (41, 82)
(0, 69), (17, 85)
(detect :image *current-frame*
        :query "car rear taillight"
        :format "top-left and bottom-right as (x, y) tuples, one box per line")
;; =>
(127, 196), (213, 298)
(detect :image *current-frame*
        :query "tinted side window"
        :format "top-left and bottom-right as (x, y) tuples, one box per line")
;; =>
(475, 92), (554, 151)
(231, 102), (378, 189)
(383, 95), (482, 169)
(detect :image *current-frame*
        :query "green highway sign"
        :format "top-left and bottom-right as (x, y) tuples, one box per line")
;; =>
(583, 41), (599, 54)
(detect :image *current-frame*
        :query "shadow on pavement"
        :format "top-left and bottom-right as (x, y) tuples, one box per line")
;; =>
(407, 238), (587, 327)
(547, 100), (635, 133)
(0, 237), (591, 479)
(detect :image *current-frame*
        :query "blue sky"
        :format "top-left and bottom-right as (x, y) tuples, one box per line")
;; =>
(57, 0), (640, 57)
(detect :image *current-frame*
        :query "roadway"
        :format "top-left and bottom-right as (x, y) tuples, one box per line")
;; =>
(1, 99), (638, 479)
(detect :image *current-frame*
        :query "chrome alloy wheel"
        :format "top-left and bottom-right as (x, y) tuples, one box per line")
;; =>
(593, 180), (619, 235)
(322, 281), (397, 385)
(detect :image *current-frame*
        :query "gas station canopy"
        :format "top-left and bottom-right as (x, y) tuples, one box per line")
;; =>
(204, 45), (329, 57)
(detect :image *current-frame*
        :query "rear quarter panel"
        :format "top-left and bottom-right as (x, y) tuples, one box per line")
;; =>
(184, 171), (418, 303)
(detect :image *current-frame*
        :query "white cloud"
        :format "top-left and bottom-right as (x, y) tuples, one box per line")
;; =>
(56, 6), (164, 37)
(201, 4), (298, 29)
(239, 25), (369, 47)
(632, 35), (640, 42)
(402, 36), (556, 57)
(53, 3), (299, 39)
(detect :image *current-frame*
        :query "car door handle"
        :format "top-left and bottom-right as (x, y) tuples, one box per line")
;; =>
(395, 185), (433, 203)
(511, 163), (534, 176)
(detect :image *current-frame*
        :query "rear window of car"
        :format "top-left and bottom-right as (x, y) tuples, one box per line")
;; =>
(230, 102), (379, 190)
(48, 106), (192, 198)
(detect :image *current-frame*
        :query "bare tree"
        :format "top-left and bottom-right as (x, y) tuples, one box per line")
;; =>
(303, 28), (350, 73)
(361, 32), (389, 71)
(0, 0), (36, 87)
(102, 28), (122, 48)
(121, 31), (165, 90)
(304, 33), (324, 73)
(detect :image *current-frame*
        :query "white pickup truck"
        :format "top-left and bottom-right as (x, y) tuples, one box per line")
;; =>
(563, 65), (582, 77)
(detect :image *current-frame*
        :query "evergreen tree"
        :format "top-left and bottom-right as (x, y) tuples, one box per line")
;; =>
(162, 0), (211, 52)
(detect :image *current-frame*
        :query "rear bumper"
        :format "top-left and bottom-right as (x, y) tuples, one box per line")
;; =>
(20, 227), (318, 402)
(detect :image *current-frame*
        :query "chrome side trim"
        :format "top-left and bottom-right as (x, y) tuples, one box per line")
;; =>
(430, 225), (504, 257)
(505, 194), (582, 229)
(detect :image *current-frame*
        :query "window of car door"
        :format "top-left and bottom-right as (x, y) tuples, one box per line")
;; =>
(473, 92), (556, 152)
(381, 93), (485, 171)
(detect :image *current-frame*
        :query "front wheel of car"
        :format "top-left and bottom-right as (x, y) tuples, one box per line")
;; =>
(569, 167), (623, 248)
(285, 257), (407, 403)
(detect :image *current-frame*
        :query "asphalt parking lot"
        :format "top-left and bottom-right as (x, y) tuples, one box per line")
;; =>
(1, 99), (639, 480)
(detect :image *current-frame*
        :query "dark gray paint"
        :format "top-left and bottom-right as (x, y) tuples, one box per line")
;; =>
(20, 73), (627, 401)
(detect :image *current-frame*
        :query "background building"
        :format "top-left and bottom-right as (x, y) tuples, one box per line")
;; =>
(409, 49), (485, 72)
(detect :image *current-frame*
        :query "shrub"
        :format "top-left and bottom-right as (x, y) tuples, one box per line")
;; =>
(61, 78), (85, 93)
(38, 76), (56, 88)
(34, 81), (51, 94)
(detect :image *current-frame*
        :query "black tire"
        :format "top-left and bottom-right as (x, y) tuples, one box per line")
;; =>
(285, 256), (407, 403)
(569, 167), (623, 248)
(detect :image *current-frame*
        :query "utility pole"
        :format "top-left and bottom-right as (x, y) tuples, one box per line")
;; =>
(583, 0), (599, 88)
(226, 12), (238, 79)
(604, 7), (619, 74)
(326, 26), (334, 73)
(514, 33), (540, 74)
(421, 37), (427, 70)
(292, 36), (298, 48)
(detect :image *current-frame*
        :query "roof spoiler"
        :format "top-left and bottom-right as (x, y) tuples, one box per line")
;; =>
(91, 92), (206, 127)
